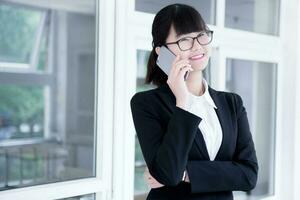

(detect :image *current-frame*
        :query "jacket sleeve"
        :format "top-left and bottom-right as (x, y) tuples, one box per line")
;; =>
(186, 93), (259, 193)
(130, 93), (202, 186)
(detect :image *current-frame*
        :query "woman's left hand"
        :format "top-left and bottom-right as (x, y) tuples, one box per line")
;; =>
(144, 167), (165, 189)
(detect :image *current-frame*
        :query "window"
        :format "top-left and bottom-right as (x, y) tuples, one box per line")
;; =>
(135, 0), (216, 25)
(226, 58), (277, 198)
(225, 0), (280, 35)
(0, 1), (97, 191)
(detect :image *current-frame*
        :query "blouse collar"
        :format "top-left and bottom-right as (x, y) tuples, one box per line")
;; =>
(188, 78), (217, 109)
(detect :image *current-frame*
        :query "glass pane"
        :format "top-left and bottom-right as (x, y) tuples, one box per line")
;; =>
(225, 0), (280, 35)
(0, 3), (43, 64)
(226, 58), (276, 198)
(37, 19), (50, 72)
(58, 193), (95, 200)
(0, 0), (97, 191)
(135, 50), (152, 195)
(135, 0), (216, 25)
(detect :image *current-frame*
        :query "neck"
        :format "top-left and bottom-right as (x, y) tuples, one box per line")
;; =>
(186, 71), (205, 96)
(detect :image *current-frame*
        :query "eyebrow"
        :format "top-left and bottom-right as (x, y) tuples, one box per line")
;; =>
(176, 34), (185, 39)
(176, 31), (202, 39)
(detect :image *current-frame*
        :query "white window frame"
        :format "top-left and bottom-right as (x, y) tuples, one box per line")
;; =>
(294, 2), (300, 199)
(0, 0), (115, 199)
(115, 0), (300, 200)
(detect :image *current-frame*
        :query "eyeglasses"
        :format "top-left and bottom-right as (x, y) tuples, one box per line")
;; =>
(164, 30), (213, 51)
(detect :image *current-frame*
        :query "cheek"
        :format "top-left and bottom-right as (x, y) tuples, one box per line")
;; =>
(178, 52), (190, 59)
(206, 46), (212, 57)
(168, 47), (182, 58)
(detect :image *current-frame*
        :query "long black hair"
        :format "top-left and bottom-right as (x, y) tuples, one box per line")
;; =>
(145, 4), (209, 87)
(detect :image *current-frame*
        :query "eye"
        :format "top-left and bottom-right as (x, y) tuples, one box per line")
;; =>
(179, 38), (190, 42)
(198, 32), (206, 37)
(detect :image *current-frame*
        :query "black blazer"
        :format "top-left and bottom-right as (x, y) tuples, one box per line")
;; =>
(130, 82), (258, 200)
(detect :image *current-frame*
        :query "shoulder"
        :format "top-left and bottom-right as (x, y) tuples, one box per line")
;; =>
(130, 87), (165, 121)
(130, 88), (158, 106)
(130, 87), (162, 116)
(209, 87), (245, 116)
(210, 87), (243, 104)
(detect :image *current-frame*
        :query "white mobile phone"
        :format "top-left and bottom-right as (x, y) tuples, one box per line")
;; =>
(156, 46), (189, 81)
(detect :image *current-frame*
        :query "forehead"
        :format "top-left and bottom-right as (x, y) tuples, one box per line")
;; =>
(168, 24), (200, 40)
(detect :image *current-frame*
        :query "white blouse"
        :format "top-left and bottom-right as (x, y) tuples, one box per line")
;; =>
(186, 78), (223, 161)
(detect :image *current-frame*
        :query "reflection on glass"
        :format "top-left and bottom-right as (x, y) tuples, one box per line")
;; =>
(135, 0), (216, 25)
(0, 85), (44, 139)
(225, 0), (280, 35)
(0, 3), (42, 64)
(226, 58), (276, 198)
(0, 1), (97, 191)
(58, 193), (95, 200)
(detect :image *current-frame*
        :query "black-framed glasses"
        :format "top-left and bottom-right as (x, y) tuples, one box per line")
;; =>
(164, 30), (213, 51)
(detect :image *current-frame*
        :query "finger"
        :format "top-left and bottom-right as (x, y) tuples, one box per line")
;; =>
(172, 54), (181, 66)
(177, 65), (193, 79)
(169, 56), (190, 83)
(169, 54), (183, 80)
(174, 58), (190, 68)
(150, 183), (164, 189)
(144, 174), (151, 182)
(175, 57), (190, 65)
(148, 178), (163, 186)
(174, 63), (190, 75)
(145, 175), (151, 181)
(174, 63), (192, 77)
(176, 62), (191, 71)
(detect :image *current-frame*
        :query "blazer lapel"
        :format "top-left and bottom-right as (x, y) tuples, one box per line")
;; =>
(208, 86), (232, 160)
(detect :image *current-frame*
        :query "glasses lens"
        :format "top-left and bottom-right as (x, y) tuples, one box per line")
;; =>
(178, 38), (193, 51)
(197, 31), (212, 45)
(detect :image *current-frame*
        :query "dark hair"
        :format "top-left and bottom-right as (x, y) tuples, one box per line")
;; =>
(145, 4), (209, 87)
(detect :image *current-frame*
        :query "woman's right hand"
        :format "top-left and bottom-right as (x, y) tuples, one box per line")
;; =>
(166, 55), (193, 110)
(144, 167), (165, 189)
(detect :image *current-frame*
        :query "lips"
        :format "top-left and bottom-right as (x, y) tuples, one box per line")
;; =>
(190, 53), (205, 60)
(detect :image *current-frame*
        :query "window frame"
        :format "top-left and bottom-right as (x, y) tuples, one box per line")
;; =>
(0, 0), (115, 199)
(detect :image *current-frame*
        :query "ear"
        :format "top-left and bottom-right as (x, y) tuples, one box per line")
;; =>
(155, 46), (160, 55)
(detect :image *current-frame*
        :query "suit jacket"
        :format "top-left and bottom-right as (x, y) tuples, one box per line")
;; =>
(130, 82), (258, 200)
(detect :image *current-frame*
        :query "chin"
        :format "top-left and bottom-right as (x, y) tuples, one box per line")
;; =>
(192, 61), (208, 71)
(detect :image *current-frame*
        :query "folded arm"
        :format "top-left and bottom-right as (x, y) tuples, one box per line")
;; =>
(130, 93), (201, 186)
(186, 93), (258, 193)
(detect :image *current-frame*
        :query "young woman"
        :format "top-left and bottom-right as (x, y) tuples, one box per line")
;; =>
(130, 4), (258, 200)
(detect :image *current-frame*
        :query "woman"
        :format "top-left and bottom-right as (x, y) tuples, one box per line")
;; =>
(130, 3), (258, 200)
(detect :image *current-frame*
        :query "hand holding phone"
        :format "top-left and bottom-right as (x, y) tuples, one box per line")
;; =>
(156, 46), (194, 110)
(156, 46), (190, 81)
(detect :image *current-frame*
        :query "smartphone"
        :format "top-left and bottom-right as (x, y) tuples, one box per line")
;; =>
(156, 46), (189, 81)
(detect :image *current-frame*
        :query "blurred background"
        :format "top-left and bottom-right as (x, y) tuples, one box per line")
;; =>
(0, 0), (299, 200)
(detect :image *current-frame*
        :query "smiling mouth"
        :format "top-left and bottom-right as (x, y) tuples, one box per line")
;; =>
(190, 53), (205, 60)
